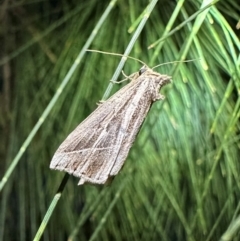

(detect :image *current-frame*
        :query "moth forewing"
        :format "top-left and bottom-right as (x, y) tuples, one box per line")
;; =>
(50, 66), (171, 185)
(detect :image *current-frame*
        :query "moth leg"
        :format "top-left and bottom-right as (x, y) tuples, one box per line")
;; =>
(122, 71), (138, 81)
(110, 77), (128, 84)
(96, 100), (105, 105)
(110, 71), (139, 84)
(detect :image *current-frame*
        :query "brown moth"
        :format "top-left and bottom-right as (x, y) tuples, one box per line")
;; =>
(50, 65), (171, 185)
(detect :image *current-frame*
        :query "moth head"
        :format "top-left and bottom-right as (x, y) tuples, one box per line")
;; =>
(138, 65), (171, 87)
(138, 65), (148, 75)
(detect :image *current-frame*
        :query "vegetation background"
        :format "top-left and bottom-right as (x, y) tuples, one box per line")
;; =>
(0, 0), (239, 240)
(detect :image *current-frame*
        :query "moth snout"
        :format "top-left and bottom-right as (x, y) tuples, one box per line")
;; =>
(160, 75), (172, 86)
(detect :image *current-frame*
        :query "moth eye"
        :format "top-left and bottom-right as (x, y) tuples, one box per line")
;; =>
(139, 66), (147, 75)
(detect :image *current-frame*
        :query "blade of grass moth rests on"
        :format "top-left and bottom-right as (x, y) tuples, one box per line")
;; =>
(50, 65), (171, 185)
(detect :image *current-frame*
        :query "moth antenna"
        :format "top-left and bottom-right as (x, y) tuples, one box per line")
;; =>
(87, 49), (148, 67)
(87, 49), (200, 70)
(152, 58), (201, 70)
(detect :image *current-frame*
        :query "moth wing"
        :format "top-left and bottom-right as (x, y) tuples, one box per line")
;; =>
(50, 77), (154, 184)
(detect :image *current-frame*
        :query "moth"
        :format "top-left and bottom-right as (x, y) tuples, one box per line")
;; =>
(50, 65), (171, 185)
